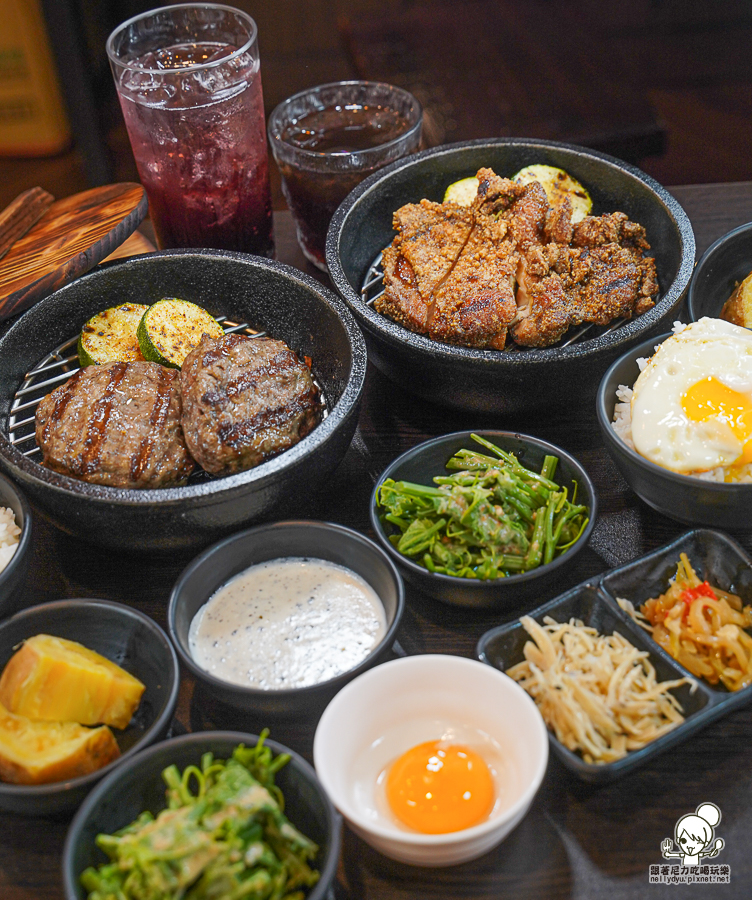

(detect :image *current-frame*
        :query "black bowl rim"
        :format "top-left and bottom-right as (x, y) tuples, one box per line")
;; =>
(596, 331), (752, 494)
(369, 430), (598, 591)
(168, 519), (405, 697)
(61, 729), (342, 900)
(326, 136), (695, 365)
(0, 470), (32, 596)
(0, 597), (180, 799)
(687, 220), (752, 322)
(0, 249), (367, 507)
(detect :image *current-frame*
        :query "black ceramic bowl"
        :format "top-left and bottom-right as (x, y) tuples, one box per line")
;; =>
(370, 431), (597, 608)
(0, 598), (179, 816)
(62, 730), (341, 900)
(0, 471), (32, 619)
(478, 529), (752, 782)
(687, 221), (752, 322)
(0, 251), (366, 553)
(597, 333), (752, 530)
(169, 520), (404, 717)
(326, 138), (695, 414)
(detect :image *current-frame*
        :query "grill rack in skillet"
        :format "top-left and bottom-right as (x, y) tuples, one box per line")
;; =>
(7, 317), (327, 484)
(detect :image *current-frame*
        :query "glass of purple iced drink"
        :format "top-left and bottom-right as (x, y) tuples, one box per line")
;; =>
(107, 3), (273, 257)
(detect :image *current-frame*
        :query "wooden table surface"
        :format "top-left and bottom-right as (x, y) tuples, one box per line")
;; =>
(2, 185), (752, 900)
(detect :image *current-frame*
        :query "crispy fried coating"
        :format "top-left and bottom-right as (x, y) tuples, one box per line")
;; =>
(377, 200), (473, 334)
(377, 168), (659, 348)
(511, 247), (572, 348)
(547, 242), (648, 323)
(430, 215), (518, 349)
(475, 168), (548, 249)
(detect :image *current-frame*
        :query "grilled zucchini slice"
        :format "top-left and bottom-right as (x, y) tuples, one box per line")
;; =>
(443, 176), (479, 206)
(512, 164), (592, 223)
(78, 304), (148, 367)
(137, 298), (224, 368)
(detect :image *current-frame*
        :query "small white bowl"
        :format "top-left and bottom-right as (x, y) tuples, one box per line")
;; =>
(313, 654), (548, 866)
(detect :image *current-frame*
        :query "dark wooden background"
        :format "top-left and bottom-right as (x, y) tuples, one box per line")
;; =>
(5, 0), (752, 212)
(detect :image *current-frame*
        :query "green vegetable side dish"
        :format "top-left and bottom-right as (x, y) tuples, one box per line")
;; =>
(80, 732), (320, 900)
(377, 434), (589, 580)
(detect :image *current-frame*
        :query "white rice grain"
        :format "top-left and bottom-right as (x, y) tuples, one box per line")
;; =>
(0, 507), (21, 573)
(611, 385), (635, 450)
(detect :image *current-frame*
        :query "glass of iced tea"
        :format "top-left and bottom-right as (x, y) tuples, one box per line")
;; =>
(107, 3), (273, 257)
(268, 81), (422, 270)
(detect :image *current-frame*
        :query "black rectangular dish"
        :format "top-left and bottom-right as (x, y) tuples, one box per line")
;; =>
(477, 529), (752, 782)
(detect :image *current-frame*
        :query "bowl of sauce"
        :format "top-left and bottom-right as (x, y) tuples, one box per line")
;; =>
(169, 521), (404, 717)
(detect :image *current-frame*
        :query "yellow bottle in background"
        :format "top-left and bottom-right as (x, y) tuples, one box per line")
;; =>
(0, 0), (71, 156)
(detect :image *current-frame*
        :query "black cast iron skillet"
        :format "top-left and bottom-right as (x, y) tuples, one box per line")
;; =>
(327, 137), (695, 414)
(0, 251), (367, 553)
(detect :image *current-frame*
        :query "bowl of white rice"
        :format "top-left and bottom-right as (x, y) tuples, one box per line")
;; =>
(597, 326), (752, 530)
(0, 472), (32, 618)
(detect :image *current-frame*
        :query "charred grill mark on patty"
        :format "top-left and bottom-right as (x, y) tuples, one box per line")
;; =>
(200, 351), (297, 407)
(129, 365), (175, 482)
(41, 369), (84, 445)
(180, 333), (323, 477)
(217, 396), (313, 451)
(76, 362), (128, 476)
(35, 361), (194, 488)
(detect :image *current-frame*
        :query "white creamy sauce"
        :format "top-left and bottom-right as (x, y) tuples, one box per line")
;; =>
(189, 557), (387, 690)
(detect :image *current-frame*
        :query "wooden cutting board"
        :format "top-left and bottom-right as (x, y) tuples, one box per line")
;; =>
(0, 183), (148, 322)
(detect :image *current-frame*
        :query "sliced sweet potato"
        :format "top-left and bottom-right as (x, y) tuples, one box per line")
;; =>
(720, 271), (752, 328)
(0, 634), (145, 729)
(0, 700), (119, 785)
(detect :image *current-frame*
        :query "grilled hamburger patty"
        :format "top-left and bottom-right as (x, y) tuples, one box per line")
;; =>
(35, 361), (195, 488)
(180, 333), (323, 476)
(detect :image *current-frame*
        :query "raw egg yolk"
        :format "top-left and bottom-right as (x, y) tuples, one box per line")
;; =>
(682, 377), (752, 466)
(385, 741), (494, 834)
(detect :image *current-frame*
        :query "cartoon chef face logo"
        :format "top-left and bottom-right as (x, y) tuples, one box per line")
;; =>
(661, 803), (725, 867)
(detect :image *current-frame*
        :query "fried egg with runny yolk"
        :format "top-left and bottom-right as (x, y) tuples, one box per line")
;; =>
(630, 318), (752, 476)
(385, 740), (495, 834)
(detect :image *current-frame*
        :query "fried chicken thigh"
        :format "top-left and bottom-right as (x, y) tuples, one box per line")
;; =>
(475, 168), (548, 250)
(379, 200), (473, 334)
(429, 214), (517, 349)
(377, 167), (659, 349)
(512, 245), (573, 348)
(510, 209), (659, 345)
(378, 183), (519, 349)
